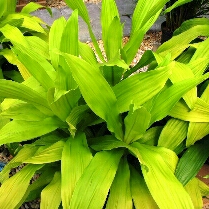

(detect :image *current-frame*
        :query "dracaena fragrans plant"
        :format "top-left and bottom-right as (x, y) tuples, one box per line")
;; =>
(0, 0), (209, 208)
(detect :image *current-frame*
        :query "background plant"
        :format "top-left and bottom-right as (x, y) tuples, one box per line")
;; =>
(164, 0), (209, 32)
(0, 0), (209, 209)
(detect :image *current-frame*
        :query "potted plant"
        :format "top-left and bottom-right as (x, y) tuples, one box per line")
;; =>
(161, 0), (209, 43)
(0, 0), (209, 208)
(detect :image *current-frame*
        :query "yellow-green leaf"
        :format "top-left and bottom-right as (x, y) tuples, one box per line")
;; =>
(61, 133), (92, 209)
(131, 142), (193, 209)
(0, 164), (42, 209)
(41, 172), (61, 209)
(130, 165), (158, 209)
(24, 140), (65, 164)
(69, 150), (123, 209)
(106, 157), (132, 209)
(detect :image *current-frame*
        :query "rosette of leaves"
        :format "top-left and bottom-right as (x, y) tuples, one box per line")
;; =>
(0, 0), (50, 81)
(0, 0), (209, 208)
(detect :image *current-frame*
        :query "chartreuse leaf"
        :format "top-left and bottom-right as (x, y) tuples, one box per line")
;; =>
(149, 74), (209, 125)
(138, 126), (163, 146)
(60, 10), (79, 57)
(41, 172), (61, 209)
(61, 133), (92, 209)
(170, 62), (197, 109)
(199, 178), (209, 197)
(49, 17), (66, 69)
(12, 47), (55, 91)
(101, 0), (121, 60)
(25, 36), (49, 60)
(5, 0), (16, 14)
(21, 2), (45, 14)
(187, 122), (209, 146)
(0, 79), (52, 115)
(188, 57), (209, 79)
(186, 71), (209, 146)
(0, 48), (31, 80)
(113, 64), (171, 113)
(106, 157), (132, 209)
(157, 25), (209, 60)
(164, 0), (192, 13)
(131, 143), (193, 209)
(24, 140), (65, 164)
(48, 88), (80, 121)
(130, 166), (158, 209)
(174, 18), (209, 36)
(201, 82), (209, 104)
(64, 0), (90, 23)
(101, 65), (125, 87)
(0, 145), (39, 183)
(0, 24), (29, 47)
(0, 0), (6, 17)
(190, 38), (209, 72)
(106, 16), (122, 60)
(0, 79), (51, 114)
(124, 106), (151, 144)
(175, 139), (209, 186)
(79, 41), (97, 65)
(69, 150), (123, 209)
(3, 13), (46, 34)
(158, 118), (188, 151)
(131, 0), (168, 35)
(89, 135), (129, 151)
(0, 164), (43, 209)
(1, 102), (47, 121)
(58, 10), (79, 91)
(63, 54), (123, 140)
(27, 167), (55, 197)
(124, 0), (167, 64)
(0, 117), (63, 145)
(66, 105), (89, 136)
(184, 178), (203, 209)
(64, 0), (104, 61)
(170, 98), (209, 122)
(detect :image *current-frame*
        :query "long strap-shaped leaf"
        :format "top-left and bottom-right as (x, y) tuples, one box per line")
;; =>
(0, 164), (43, 209)
(0, 145), (39, 183)
(170, 98), (209, 122)
(131, 142), (194, 209)
(24, 140), (65, 164)
(130, 165), (159, 209)
(63, 53), (123, 140)
(106, 157), (132, 209)
(123, 0), (168, 64)
(149, 73), (209, 125)
(186, 82), (209, 146)
(0, 79), (51, 115)
(113, 64), (171, 113)
(157, 25), (209, 60)
(184, 178), (203, 209)
(175, 138), (209, 186)
(158, 118), (188, 151)
(0, 0), (6, 18)
(101, 0), (122, 60)
(0, 117), (63, 145)
(69, 150), (123, 209)
(64, 0), (104, 61)
(40, 171), (61, 209)
(61, 133), (92, 209)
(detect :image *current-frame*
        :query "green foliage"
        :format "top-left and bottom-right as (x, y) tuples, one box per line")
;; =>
(0, 1), (49, 81)
(0, 0), (209, 208)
